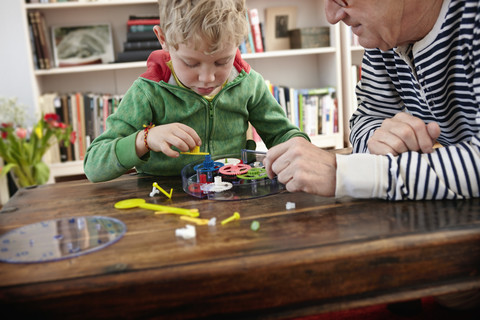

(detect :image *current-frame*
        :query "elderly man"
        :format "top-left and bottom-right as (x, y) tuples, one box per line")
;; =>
(265, 0), (480, 202)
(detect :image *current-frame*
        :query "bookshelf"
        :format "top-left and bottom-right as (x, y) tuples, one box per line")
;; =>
(17, 0), (359, 185)
(340, 25), (365, 146)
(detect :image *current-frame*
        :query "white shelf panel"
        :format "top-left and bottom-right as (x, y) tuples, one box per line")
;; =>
(242, 47), (336, 60)
(48, 160), (85, 184)
(255, 133), (343, 152)
(35, 61), (147, 76)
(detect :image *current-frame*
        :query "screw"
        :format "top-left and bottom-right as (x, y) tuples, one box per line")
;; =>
(221, 212), (240, 225)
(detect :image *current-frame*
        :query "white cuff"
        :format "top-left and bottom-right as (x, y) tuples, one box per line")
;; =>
(335, 153), (389, 199)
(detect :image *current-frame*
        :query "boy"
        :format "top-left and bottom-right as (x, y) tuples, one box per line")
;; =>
(84, 0), (309, 182)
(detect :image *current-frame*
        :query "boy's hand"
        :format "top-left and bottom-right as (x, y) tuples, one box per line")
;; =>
(367, 112), (441, 156)
(136, 123), (202, 158)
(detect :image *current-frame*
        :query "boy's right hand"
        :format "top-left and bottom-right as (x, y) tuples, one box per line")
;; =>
(137, 123), (202, 158)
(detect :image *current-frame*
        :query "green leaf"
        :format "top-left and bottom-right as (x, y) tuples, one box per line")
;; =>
(0, 162), (17, 179)
(34, 161), (50, 185)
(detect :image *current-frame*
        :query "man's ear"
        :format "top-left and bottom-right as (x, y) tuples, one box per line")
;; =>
(153, 25), (168, 51)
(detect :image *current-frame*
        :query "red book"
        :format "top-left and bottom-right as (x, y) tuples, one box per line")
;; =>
(127, 19), (160, 26)
(248, 8), (264, 53)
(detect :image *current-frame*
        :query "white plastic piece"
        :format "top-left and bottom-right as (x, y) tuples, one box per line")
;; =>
(200, 176), (233, 193)
(149, 187), (159, 197)
(286, 202), (296, 210)
(175, 224), (196, 239)
(215, 158), (241, 165)
(208, 217), (217, 226)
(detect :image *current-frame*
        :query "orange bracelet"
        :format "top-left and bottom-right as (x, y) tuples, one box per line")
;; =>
(143, 123), (155, 151)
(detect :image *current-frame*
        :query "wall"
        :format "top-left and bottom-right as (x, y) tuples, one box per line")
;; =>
(0, 1), (36, 122)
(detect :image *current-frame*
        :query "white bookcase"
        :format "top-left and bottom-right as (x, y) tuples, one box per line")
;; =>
(17, 0), (360, 185)
(339, 24), (364, 146)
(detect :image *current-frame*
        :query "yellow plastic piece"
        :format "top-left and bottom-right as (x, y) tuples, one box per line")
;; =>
(221, 212), (240, 225)
(180, 146), (209, 155)
(152, 182), (173, 199)
(180, 216), (210, 225)
(114, 198), (199, 217)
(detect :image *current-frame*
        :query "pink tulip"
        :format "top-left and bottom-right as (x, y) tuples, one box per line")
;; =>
(15, 127), (28, 139)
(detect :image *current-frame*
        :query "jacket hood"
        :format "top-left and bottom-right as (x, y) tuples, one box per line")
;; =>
(140, 49), (251, 82)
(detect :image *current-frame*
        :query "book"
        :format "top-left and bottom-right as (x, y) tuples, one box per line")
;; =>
(126, 31), (158, 42)
(248, 9), (264, 53)
(59, 94), (74, 161)
(123, 40), (161, 51)
(302, 95), (319, 136)
(33, 11), (52, 69)
(244, 10), (255, 53)
(128, 25), (156, 33)
(76, 92), (86, 160)
(116, 49), (154, 62)
(129, 15), (159, 20)
(127, 19), (160, 26)
(37, 11), (53, 69)
(27, 13), (40, 70)
(28, 11), (45, 69)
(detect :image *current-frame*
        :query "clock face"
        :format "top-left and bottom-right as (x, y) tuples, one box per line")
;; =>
(0, 216), (126, 263)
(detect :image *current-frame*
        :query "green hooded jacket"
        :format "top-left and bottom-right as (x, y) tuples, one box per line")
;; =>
(83, 50), (309, 182)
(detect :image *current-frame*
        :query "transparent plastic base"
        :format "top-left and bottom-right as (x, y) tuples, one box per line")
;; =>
(181, 149), (285, 200)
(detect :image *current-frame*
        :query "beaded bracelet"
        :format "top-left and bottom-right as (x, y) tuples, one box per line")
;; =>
(143, 123), (155, 151)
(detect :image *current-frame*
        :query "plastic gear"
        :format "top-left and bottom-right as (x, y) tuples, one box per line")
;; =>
(193, 155), (224, 173)
(200, 181), (233, 193)
(218, 163), (251, 175)
(237, 167), (268, 180)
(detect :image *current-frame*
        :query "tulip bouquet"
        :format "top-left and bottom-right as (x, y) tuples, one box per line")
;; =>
(0, 97), (75, 188)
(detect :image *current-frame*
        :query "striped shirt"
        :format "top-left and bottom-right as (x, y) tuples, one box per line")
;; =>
(339, 0), (480, 200)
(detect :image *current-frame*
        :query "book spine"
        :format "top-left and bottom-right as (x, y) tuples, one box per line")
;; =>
(123, 40), (161, 51)
(28, 11), (45, 69)
(126, 31), (158, 42)
(116, 50), (153, 62)
(37, 11), (53, 69)
(127, 19), (160, 26)
(34, 11), (51, 69)
(75, 93), (85, 160)
(249, 9), (264, 53)
(128, 25), (156, 33)
(244, 10), (255, 53)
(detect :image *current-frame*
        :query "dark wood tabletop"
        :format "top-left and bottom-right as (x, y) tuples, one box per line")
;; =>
(1, 173), (480, 319)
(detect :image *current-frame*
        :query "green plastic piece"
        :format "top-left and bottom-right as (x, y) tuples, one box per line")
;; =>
(250, 220), (260, 231)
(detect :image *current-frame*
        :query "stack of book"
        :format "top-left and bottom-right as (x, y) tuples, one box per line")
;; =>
(40, 92), (123, 163)
(239, 8), (265, 54)
(264, 81), (338, 137)
(116, 15), (162, 63)
(27, 10), (53, 70)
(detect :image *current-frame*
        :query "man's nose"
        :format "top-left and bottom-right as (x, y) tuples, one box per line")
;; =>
(325, 0), (347, 24)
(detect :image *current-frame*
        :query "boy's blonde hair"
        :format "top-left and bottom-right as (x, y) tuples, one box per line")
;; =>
(158, 0), (249, 54)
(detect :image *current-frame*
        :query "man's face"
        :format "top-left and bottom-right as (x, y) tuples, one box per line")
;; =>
(325, 0), (404, 50)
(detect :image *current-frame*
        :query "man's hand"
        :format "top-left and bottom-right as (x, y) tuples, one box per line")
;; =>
(367, 112), (440, 155)
(264, 137), (336, 196)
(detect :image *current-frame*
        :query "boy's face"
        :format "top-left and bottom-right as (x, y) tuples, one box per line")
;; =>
(168, 42), (237, 96)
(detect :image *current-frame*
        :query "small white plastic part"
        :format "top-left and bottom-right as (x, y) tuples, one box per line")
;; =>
(175, 224), (196, 239)
(149, 186), (160, 197)
(208, 217), (217, 226)
(286, 202), (296, 210)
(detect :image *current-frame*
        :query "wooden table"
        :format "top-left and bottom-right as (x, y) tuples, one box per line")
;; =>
(1, 174), (480, 319)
